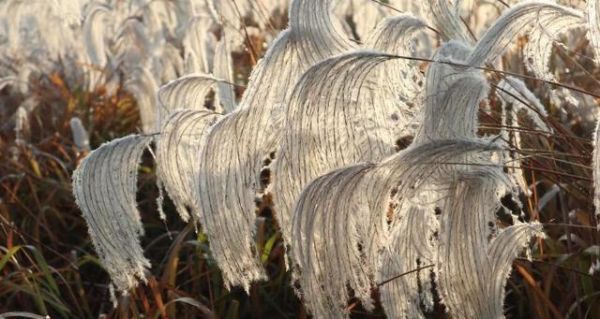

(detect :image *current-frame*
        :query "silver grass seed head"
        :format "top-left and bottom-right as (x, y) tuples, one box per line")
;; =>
(70, 117), (91, 153)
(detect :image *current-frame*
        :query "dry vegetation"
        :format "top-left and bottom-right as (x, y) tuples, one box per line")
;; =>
(1, 0), (600, 318)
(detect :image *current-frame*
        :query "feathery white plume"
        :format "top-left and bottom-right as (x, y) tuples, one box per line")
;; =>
(70, 117), (91, 153)
(156, 110), (221, 222)
(437, 170), (543, 318)
(213, 38), (236, 113)
(273, 14), (429, 262)
(468, 1), (583, 67)
(125, 68), (159, 133)
(156, 74), (221, 128)
(195, 0), (353, 291)
(72, 135), (153, 291)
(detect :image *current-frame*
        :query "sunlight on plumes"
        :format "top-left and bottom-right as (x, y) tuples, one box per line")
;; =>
(195, 0), (354, 291)
(51, 0), (600, 317)
(72, 134), (152, 291)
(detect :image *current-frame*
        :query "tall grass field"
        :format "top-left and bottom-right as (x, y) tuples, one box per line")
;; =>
(1, 0), (599, 318)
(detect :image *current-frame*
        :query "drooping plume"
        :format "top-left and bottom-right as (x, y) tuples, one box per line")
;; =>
(155, 110), (221, 222)
(156, 74), (222, 128)
(437, 169), (543, 318)
(290, 32), (543, 317)
(292, 138), (504, 319)
(72, 135), (153, 291)
(195, 0), (354, 291)
(468, 1), (583, 67)
(272, 14), (428, 258)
